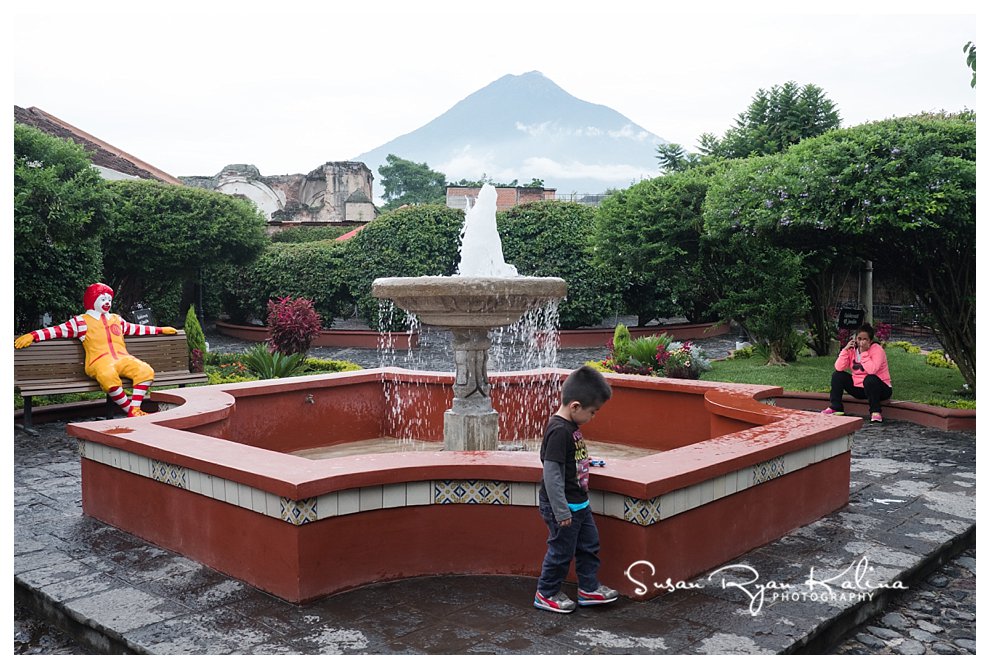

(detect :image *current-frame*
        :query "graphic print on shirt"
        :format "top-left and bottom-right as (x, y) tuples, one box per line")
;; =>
(573, 429), (590, 492)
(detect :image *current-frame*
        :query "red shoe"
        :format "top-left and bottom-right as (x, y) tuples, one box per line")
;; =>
(578, 585), (619, 606)
(127, 406), (148, 418)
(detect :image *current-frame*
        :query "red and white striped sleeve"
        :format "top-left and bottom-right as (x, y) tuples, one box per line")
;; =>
(120, 320), (167, 336)
(29, 315), (86, 342)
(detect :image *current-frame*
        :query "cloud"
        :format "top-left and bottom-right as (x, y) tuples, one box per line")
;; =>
(607, 125), (654, 142)
(436, 147), (516, 182)
(518, 156), (652, 182)
(436, 145), (657, 186)
(514, 122), (655, 144)
(514, 122), (608, 139)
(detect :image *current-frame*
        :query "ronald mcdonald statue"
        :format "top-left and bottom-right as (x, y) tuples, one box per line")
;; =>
(14, 283), (178, 417)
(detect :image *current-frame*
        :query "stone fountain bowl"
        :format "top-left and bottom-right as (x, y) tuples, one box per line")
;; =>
(372, 276), (567, 328)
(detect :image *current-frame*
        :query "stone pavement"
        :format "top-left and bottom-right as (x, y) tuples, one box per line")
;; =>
(14, 413), (975, 655)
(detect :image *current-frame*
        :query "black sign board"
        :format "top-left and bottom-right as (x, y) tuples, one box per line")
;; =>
(838, 308), (865, 330)
(129, 308), (156, 326)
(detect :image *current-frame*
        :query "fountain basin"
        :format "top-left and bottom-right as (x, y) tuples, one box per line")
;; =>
(371, 276), (566, 328)
(67, 369), (859, 603)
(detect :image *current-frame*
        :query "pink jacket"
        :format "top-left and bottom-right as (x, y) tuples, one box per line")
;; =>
(835, 342), (891, 388)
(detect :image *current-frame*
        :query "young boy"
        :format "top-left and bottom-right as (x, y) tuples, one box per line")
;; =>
(534, 365), (619, 614)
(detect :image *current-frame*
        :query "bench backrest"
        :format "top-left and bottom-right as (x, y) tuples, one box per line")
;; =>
(14, 332), (192, 385)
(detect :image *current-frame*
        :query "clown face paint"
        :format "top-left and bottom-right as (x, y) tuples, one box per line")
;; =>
(94, 293), (113, 314)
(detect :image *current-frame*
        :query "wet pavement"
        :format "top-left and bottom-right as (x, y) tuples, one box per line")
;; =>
(14, 414), (975, 654)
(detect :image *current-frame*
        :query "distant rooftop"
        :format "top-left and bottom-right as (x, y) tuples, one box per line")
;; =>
(14, 106), (182, 185)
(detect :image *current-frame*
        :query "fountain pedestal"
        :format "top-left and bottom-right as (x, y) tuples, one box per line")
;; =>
(371, 276), (567, 451)
(446, 328), (497, 450)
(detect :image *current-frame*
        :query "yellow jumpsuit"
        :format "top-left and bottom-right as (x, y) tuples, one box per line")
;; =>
(82, 314), (155, 391)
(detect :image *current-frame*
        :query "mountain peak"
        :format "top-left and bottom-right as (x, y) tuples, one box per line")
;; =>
(353, 72), (665, 198)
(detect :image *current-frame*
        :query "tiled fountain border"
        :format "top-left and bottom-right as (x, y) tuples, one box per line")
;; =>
(79, 434), (850, 527)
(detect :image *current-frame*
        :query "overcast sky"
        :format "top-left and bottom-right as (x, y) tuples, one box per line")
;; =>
(8, 0), (982, 179)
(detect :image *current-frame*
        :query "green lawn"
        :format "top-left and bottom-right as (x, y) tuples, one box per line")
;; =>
(701, 346), (973, 409)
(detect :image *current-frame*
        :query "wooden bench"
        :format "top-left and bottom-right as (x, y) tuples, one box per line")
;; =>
(14, 331), (209, 431)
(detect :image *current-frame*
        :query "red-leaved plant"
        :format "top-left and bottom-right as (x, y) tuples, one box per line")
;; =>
(266, 296), (322, 356)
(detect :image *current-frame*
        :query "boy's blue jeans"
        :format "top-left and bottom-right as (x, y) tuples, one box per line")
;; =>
(536, 501), (601, 596)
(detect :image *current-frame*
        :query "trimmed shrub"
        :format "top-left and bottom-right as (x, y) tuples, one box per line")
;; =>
(344, 205), (463, 331)
(184, 305), (206, 372)
(926, 350), (958, 370)
(270, 226), (357, 244)
(890, 341), (922, 355)
(213, 240), (352, 326)
(304, 358), (363, 373)
(499, 200), (615, 329)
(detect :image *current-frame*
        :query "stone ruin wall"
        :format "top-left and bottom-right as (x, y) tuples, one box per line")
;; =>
(180, 162), (376, 226)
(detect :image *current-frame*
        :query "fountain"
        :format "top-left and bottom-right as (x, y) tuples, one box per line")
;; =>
(372, 184), (565, 451)
(65, 183), (861, 604)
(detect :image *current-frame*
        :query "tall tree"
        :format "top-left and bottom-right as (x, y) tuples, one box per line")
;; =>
(704, 153), (854, 356)
(963, 41), (976, 87)
(14, 124), (110, 331)
(701, 82), (841, 158)
(378, 154), (447, 210)
(593, 165), (720, 326)
(705, 115), (976, 390)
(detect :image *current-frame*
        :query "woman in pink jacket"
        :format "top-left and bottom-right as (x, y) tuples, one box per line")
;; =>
(822, 323), (892, 422)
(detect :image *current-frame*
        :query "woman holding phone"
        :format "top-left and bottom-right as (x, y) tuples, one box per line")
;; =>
(821, 322), (892, 422)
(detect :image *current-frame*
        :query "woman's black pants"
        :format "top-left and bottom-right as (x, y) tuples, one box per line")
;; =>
(830, 371), (892, 413)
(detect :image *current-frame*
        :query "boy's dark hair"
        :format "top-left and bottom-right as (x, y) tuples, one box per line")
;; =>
(562, 365), (612, 407)
(858, 322), (875, 340)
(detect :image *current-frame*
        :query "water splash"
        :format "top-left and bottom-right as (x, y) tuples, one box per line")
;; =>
(490, 300), (562, 446)
(378, 301), (431, 447)
(457, 183), (517, 277)
(376, 298), (562, 451)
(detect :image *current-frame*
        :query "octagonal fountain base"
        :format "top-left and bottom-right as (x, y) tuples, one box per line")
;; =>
(67, 369), (860, 604)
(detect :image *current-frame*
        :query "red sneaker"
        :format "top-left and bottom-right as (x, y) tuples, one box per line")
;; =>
(127, 406), (148, 418)
(534, 591), (576, 614)
(578, 584), (619, 606)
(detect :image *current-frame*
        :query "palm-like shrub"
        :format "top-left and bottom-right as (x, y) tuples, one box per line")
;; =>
(242, 344), (308, 379)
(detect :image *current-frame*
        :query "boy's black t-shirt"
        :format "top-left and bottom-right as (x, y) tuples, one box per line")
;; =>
(539, 415), (590, 505)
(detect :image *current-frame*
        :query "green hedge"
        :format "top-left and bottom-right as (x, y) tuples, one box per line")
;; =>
(213, 240), (352, 325)
(499, 201), (615, 329)
(344, 205), (463, 330)
(270, 226), (357, 244)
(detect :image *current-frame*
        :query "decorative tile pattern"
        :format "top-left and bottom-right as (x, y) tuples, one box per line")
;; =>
(624, 496), (663, 526)
(752, 456), (786, 485)
(80, 438), (843, 527)
(280, 497), (317, 525)
(150, 459), (187, 489)
(433, 480), (509, 505)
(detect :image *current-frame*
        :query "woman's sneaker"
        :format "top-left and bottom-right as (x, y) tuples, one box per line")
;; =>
(534, 590), (576, 614)
(578, 584), (619, 606)
(871, 412), (883, 422)
(821, 407), (844, 416)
